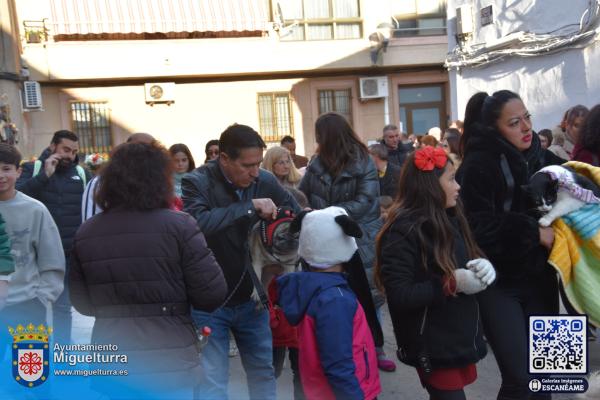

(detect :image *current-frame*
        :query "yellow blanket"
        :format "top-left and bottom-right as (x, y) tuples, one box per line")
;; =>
(548, 161), (600, 327)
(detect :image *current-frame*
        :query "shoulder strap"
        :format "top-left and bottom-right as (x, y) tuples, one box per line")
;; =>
(75, 165), (87, 187)
(32, 160), (87, 188)
(32, 160), (42, 177)
(499, 154), (515, 212)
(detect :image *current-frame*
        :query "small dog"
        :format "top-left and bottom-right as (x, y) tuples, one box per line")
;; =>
(249, 208), (299, 302)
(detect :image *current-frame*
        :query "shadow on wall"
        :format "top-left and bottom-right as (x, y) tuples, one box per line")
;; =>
(289, 54), (448, 156)
(455, 0), (593, 129)
(0, 24), (25, 150)
(14, 29), (447, 161)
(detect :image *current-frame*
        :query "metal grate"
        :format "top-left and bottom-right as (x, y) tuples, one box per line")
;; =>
(318, 89), (352, 124)
(257, 93), (294, 142)
(70, 102), (112, 154)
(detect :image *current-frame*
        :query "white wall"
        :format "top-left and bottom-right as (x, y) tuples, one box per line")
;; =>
(448, 0), (600, 130)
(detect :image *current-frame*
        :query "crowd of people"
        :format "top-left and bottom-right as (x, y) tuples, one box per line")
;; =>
(0, 89), (599, 400)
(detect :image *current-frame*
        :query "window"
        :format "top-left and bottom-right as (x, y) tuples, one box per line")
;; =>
(318, 89), (352, 124)
(257, 93), (294, 142)
(70, 102), (112, 154)
(278, 0), (362, 41)
(392, 0), (446, 37)
(398, 84), (445, 135)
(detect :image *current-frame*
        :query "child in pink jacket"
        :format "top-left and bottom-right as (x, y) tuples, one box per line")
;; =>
(276, 207), (381, 400)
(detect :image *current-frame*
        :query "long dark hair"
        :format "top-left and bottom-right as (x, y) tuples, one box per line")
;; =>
(204, 139), (219, 163)
(460, 90), (522, 157)
(96, 142), (174, 211)
(169, 143), (196, 172)
(315, 112), (368, 177)
(579, 104), (600, 152)
(374, 151), (484, 293)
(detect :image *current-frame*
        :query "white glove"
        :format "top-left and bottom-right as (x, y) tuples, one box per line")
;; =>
(466, 258), (496, 286)
(454, 269), (487, 295)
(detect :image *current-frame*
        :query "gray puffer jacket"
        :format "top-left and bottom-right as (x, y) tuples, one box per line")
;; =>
(299, 155), (382, 269)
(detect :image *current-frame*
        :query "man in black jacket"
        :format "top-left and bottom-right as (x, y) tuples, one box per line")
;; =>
(381, 124), (411, 167)
(16, 130), (91, 344)
(183, 124), (299, 400)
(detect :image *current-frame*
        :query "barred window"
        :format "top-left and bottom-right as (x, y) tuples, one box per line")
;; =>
(70, 102), (112, 154)
(318, 89), (352, 124)
(257, 93), (294, 142)
(278, 0), (362, 41)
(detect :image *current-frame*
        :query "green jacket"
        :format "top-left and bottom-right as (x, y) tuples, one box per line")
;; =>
(0, 212), (15, 276)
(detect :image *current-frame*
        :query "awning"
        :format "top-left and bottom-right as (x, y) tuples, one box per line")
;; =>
(49, 0), (270, 35)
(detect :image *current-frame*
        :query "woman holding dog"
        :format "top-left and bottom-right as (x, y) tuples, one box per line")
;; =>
(458, 90), (564, 399)
(299, 112), (396, 372)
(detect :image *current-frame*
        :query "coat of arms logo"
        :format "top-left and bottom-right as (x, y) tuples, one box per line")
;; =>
(9, 323), (51, 387)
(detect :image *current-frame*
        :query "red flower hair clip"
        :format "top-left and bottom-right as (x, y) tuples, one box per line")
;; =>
(414, 146), (447, 171)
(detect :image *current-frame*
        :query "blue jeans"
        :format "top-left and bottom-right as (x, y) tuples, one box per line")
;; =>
(192, 300), (275, 400)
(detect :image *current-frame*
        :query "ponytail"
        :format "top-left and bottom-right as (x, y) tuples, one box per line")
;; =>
(460, 92), (488, 157)
(460, 90), (522, 157)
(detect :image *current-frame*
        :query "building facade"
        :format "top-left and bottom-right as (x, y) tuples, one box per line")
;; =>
(3, 0), (449, 160)
(447, 0), (600, 131)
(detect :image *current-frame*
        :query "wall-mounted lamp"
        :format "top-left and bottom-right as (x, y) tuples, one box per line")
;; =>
(369, 23), (393, 65)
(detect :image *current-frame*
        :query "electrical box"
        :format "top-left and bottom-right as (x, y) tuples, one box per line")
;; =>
(481, 5), (494, 26)
(456, 5), (474, 35)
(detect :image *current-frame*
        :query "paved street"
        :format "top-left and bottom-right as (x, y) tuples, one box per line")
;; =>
(72, 304), (600, 400)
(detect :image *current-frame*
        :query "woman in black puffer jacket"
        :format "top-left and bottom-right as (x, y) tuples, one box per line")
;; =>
(69, 142), (227, 397)
(457, 91), (565, 400)
(299, 112), (395, 370)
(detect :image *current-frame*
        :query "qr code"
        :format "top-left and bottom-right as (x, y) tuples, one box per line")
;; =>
(529, 316), (587, 374)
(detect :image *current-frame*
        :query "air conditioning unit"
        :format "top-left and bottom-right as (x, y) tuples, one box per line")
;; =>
(144, 82), (175, 104)
(359, 77), (388, 99)
(23, 81), (42, 109)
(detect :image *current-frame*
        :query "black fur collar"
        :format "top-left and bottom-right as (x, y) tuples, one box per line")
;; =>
(464, 124), (544, 184)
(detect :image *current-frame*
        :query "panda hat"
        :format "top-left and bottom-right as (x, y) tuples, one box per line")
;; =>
(290, 206), (363, 269)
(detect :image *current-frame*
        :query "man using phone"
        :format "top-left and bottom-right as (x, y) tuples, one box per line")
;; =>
(17, 130), (91, 344)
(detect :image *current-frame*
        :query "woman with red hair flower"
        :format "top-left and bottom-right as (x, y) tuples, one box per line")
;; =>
(376, 146), (495, 400)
